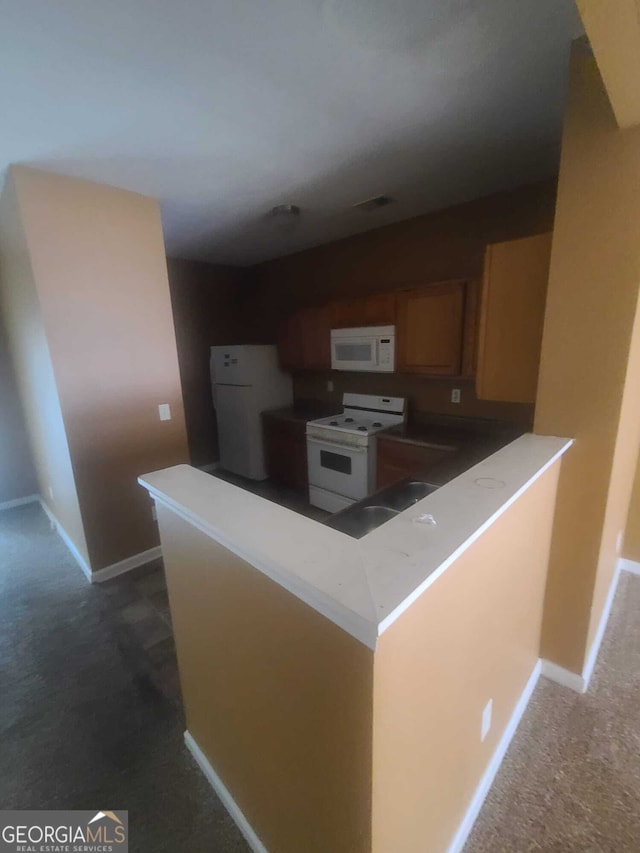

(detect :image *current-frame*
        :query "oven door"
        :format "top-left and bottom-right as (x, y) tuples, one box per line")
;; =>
(331, 336), (378, 372)
(307, 437), (369, 501)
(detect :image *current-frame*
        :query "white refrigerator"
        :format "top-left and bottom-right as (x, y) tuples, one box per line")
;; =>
(210, 345), (293, 480)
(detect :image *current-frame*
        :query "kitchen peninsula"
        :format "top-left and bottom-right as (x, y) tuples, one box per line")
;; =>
(139, 431), (571, 853)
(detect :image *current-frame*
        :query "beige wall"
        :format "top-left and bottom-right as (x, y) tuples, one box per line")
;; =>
(534, 44), (640, 672)
(0, 311), (37, 504)
(244, 179), (557, 424)
(0, 175), (88, 557)
(1, 166), (189, 571)
(623, 452), (640, 562)
(167, 258), (248, 467)
(152, 459), (562, 851)
(576, 0), (640, 129)
(372, 463), (560, 852)
(157, 505), (373, 853)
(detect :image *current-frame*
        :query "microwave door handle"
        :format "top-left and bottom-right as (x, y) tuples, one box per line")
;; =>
(375, 338), (380, 367)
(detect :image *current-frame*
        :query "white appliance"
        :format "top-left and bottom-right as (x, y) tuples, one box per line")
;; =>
(210, 345), (292, 480)
(306, 393), (406, 512)
(330, 325), (395, 373)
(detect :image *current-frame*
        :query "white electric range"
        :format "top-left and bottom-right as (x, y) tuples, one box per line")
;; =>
(306, 393), (407, 512)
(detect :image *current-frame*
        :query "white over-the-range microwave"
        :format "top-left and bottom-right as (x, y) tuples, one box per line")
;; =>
(330, 325), (395, 373)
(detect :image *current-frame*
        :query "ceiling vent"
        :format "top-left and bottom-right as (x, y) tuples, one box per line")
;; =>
(353, 195), (395, 212)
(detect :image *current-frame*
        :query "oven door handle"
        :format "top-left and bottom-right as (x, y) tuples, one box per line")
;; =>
(306, 437), (368, 453)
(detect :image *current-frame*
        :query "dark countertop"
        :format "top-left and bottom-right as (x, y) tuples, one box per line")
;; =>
(263, 402), (527, 486)
(377, 413), (527, 486)
(379, 413), (526, 446)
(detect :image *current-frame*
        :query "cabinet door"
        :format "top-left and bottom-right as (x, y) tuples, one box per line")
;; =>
(329, 293), (396, 329)
(476, 233), (552, 403)
(278, 313), (303, 370)
(329, 300), (361, 329)
(301, 306), (331, 369)
(396, 281), (465, 375)
(376, 437), (454, 489)
(278, 306), (331, 370)
(362, 293), (396, 326)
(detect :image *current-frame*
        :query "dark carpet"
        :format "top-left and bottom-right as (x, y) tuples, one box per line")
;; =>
(0, 502), (248, 852)
(3, 501), (639, 852)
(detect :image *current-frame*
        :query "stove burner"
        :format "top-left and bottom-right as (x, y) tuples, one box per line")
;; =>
(372, 421), (383, 427)
(329, 420), (340, 426)
(357, 426), (368, 432)
(344, 417), (354, 422)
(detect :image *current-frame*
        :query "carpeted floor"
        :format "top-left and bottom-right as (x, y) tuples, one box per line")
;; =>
(0, 502), (249, 852)
(2, 501), (639, 852)
(465, 569), (640, 853)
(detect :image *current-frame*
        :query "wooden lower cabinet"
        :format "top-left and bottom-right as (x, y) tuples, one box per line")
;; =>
(262, 414), (308, 491)
(376, 436), (455, 489)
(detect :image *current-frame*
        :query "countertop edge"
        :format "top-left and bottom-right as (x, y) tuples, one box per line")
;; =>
(138, 474), (379, 650)
(138, 435), (573, 651)
(375, 437), (573, 638)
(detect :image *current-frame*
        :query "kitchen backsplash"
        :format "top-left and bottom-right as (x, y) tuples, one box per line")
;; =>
(293, 370), (534, 427)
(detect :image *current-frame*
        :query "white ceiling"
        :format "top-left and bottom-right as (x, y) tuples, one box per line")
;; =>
(0, 0), (582, 266)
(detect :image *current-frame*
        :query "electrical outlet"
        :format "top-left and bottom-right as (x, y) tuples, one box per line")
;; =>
(481, 699), (493, 742)
(617, 531), (623, 555)
(158, 403), (171, 421)
(451, 388), (461, 404)
(327, 380), (334, 392)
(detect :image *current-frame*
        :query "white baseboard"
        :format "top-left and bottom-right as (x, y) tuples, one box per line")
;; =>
(540, 659), (586, 693)
(91, 546), (162, 583)
(184, 731), (268, 853)
(581, 560), (622, 688)
(542, 557), (624, 695)
(39, 498), (162, 584)
(38, 498), (92, 581)
(0, 493), (40, 512)
(446, 660), (541, 853)
(619, 558), (640, 576)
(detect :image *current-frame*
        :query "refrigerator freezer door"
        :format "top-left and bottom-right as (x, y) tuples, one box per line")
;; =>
(215, 384), (266, 480)
(210, 345), (260, 387)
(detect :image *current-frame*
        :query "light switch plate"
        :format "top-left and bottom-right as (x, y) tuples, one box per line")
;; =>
(158, 403), (171, 421)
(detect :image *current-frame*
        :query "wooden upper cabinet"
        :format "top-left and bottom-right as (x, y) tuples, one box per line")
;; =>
(278, 305), (330, 371)
(476, 232), (552, 404)
(396, 281), (465, 375)
(361, 292), (396, 326)
(301, 305), (331, 369)
(329, 292), (396, 329)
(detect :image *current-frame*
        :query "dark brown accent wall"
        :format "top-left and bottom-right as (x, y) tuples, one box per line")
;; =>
(243, 179), (558, 424)
(0, 313), (37, 503)
(167, 259), (249, 467)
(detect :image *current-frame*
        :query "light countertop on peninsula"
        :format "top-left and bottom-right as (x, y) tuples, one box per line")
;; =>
(139, 433), (572, 649)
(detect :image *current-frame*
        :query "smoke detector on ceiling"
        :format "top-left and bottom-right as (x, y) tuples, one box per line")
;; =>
(268, 204), (301, 231)
(353, 195), (395, 212)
